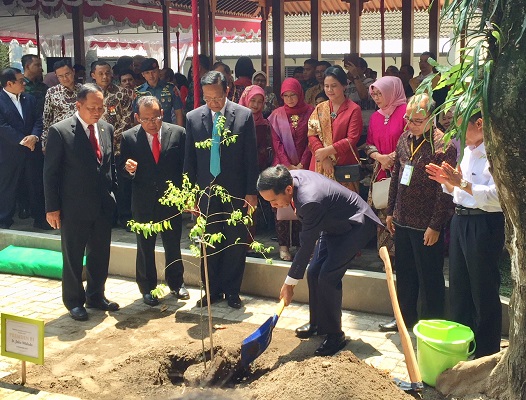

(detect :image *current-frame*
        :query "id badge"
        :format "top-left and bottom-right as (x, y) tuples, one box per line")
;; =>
(400, 164), (414, 186)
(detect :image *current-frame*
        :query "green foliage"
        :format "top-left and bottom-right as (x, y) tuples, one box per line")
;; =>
(150, 283), (169, 299)
(0, 43), (9, 70)
(413, 0), (507, 154)
(194, 115), (238, 149)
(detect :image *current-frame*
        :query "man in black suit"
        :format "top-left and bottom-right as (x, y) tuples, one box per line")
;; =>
(120, 96), (188, 306)
(258, 166), (381, 356)
(44, 83), (119, 321)
(184, 71), (258, 309)
(0, 68), (47, 229)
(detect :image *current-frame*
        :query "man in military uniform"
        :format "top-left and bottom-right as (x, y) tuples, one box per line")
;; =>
(21, 55), (48, 115)
(90, 60), (134, 230)
(134, 58), (183, 127)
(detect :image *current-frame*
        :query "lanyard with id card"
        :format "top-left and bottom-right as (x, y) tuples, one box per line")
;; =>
(400, 137), (426, 186)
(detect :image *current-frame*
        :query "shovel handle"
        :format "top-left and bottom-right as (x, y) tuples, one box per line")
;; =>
(275, 298), (286, 317)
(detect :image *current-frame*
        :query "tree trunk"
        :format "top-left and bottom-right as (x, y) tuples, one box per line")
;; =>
(486, 1), (526, 398)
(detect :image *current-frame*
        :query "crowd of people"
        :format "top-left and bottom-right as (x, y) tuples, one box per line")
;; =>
(0, 50), (504, 358)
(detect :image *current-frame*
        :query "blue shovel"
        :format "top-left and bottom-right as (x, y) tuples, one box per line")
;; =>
(240, 299), (286, 366)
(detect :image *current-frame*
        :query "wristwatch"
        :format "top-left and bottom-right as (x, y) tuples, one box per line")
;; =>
(459, 179), (469, 189)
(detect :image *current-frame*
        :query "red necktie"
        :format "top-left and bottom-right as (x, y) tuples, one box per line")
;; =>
(88, 124), (102, 163)
(152, 133), (160, 164)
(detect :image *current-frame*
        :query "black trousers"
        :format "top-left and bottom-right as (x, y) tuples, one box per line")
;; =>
(115, 155), (132, 225)
(135, 213), (184, 294)
(200, 195), (248, 297)
(60, 214), (112, 310)
(449, 212), (505, 358)
(395, 225), (445, 329)
(307, 217), (376, 335)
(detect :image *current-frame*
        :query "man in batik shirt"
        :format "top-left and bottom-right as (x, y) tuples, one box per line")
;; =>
(41, 59), (82, 151)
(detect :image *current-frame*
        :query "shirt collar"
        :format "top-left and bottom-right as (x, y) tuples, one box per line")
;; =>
(75, 111), (91, 131)
(469, 141), (486, 158)
(209, 99), (228, 118)
(3, 88), (21, 101)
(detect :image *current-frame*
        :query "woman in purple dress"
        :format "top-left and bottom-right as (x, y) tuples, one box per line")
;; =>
(268, 78), (314, 261)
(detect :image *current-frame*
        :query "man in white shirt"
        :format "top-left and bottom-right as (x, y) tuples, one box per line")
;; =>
(426, 110), (505, 358)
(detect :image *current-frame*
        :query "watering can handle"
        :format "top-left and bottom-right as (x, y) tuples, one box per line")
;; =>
(275, 298), (286, 317)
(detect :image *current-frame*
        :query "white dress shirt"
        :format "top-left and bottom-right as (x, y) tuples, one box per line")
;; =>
(3, 88), (23, 119)
(145, 127), (162, 151)
(443, 142), (502, 212)
(75, 111), (100, 145)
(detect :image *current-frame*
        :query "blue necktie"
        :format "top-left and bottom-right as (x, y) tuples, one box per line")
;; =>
(210, 111), (221, 177)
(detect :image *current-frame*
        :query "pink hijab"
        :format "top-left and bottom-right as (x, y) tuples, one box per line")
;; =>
(239, 85), (268, 126)
(369, 76), (407, 117)
(280, 77), (311, 117)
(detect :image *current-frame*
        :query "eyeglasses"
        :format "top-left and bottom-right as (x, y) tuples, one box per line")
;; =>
(370, 91), (382, 98)
(11, 79), (26, 85)
(138, 116), (162, 124)
(283, 94), (298, 99)
(56, 72), (73, 80)
(203, 96), (225, 103)
(403, 115), (428, 126)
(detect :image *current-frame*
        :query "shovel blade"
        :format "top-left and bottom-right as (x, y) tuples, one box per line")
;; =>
(240, 314), (278, 366)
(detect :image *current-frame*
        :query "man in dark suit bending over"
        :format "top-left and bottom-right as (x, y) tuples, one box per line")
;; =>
(120, 96), (188, 306)
(44, 83), (119, 321)
(258, 166), (381, 356)
(184, 71), (258, 309)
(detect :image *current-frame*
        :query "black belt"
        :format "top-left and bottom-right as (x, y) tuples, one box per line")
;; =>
(455, 206), (489, 216)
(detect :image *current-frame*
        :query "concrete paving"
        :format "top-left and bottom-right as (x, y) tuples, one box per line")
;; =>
(0, 273), (411, 399)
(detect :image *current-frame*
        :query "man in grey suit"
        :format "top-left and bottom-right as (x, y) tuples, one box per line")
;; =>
(120, 96), (188, 306)
(258, 166), (381, 356)
(44, 83), (119, 321)
(184, 71), (258, 309)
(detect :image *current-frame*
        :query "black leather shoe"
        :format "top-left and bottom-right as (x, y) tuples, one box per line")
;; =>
(69, 306), (88, 321)
(295, 323), (318, 338)
(196, 293), (223, 307)
(86, 298), (120, 311)
(315, 332), (347, 356)
(226, 294), (242, 309)
(378, 319), (398, 332)
(33, 220), (53, 230)
(18, 208), (31, 220)
(143, 293), (159, 306)
(172, 284), (190, 300)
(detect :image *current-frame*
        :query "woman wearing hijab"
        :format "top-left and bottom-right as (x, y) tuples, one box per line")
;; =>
(364, 76), (407, 258)
(268, 78), (314, 261)
(308, 65), (363, 193)
(239, 85), (274, 241)
(252, 71), (278, 118)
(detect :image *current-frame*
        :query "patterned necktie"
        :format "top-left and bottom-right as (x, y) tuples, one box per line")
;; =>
(152, 133), (160, 164)
(88, 124), (102, 163)
(210, 111), (221, 177)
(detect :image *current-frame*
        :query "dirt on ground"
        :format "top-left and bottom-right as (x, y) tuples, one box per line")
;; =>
(5, 308), (447, 400)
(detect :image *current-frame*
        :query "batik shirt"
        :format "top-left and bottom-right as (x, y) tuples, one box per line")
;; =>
(42, 83), (82, 147)
(101, 84), (133, 156)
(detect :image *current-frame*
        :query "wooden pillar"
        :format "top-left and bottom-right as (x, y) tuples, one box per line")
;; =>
(34, 14), (40, 58)
(71, 4), (85, 67)
(429, 0), (440, 58)
(162, 0), (171, 68)
(272, 0), (284, 97)
(209, 0), (216, 64)
(401, 0), (414, 66)
(198, 0), (210, 56)
(349, 0), (361, 54)
(311, 0), (321, 60)
(260, 6), (269, 77)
